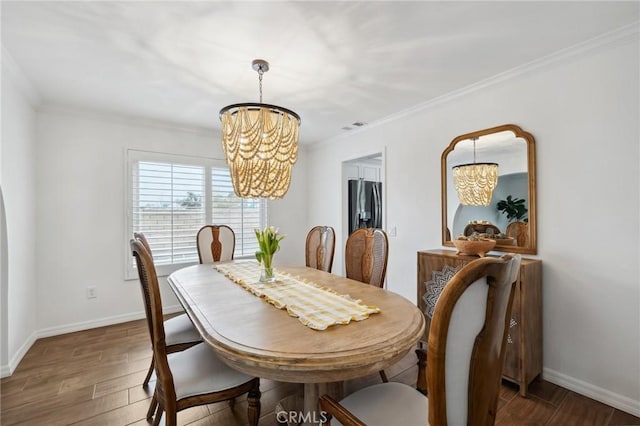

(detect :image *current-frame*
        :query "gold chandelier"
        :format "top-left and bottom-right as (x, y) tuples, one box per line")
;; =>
(452, 138), (498, 206)
(219, 59), (301, 199)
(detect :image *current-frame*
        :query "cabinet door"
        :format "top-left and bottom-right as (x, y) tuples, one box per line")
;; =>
(361, 165), (379, 181)
(344, 164), (360, 180)
(417, 254), (467, 342)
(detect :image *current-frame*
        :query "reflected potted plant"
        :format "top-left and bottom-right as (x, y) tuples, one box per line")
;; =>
(496, 195), (528, 223)
(497, 195), (528, 246)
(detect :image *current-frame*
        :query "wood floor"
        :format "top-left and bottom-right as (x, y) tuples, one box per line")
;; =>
(1, 318), (638, 425)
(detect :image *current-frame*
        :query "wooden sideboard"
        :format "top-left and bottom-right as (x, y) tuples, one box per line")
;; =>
(417, 249), (542, 396)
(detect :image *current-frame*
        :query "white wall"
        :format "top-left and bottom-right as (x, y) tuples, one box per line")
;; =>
(34, 108), (307, 334)
(1, 54), (38, 376)
(270, 150), (308, 268)
(306, 33), (640, 413)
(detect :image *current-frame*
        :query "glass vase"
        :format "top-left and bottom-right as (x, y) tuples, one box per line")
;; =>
(259, 261), (276, 283)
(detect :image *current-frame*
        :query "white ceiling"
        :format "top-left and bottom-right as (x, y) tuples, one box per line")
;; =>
(2, 1), (638, 145)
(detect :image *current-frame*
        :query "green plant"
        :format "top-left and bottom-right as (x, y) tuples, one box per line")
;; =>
(254, 226), (285, 278)
(496, 195), (528, 223)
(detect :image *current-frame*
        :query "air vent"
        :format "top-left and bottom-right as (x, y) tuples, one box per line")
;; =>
(342, 121), (367, 131)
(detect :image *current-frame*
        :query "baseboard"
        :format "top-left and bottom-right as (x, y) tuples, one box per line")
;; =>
(1, 304), (184, 378)
(543, 367), (640, 417)
(0, 330), (37, 378)
(37, 304), (184, 338)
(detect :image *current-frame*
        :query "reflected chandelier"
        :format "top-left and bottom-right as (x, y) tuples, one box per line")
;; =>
(219, 59), (301, 199)
(452, 138), (498, 206)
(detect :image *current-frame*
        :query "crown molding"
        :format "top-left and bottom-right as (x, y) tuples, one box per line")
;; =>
(1, 46), (41, 107)
(39, 103), (220, 137)
(311, 22), (640, 151)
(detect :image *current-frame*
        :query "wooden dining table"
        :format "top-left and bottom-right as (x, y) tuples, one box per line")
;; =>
(167, 262), (425, 423)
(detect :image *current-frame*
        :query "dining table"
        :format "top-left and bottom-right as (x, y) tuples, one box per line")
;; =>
(167, 261), (425, 424)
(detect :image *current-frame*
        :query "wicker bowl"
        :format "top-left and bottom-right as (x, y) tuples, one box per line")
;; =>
(452, 239), (496, 257)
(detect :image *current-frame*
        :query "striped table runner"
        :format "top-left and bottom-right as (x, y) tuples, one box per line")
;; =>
(214, 261), (381, 331)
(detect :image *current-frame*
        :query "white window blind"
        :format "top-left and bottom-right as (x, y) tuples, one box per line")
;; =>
(211, 169), (264, 257)
(126, 150), (267, 279)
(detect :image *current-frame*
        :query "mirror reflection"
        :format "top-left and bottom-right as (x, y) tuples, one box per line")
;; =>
(441, 124), (537, 254)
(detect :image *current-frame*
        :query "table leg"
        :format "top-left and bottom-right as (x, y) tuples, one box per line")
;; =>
(301, 382), (344, 426)
(303, 382), (319, 424)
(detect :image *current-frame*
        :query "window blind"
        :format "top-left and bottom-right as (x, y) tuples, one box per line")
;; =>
(127, 150), (267, 278)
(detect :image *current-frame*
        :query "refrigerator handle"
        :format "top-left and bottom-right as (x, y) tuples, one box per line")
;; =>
(378, 184), (382, 228)
(355, 179), (363, 229)
(372, 184), (377, 228)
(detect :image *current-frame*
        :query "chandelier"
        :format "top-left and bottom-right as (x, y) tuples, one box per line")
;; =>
(452, 138), (498, 206)
(219, 59), (301, 199)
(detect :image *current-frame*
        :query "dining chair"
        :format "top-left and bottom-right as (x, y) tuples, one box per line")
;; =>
(345, 227), (389, 382)
(319, 253), (521, 426)
(305, 225), (336, 273)
(345, 228), (388, 288)
(132, 233), (202, 388)
(131, 239), (261, 426)
(197, 224), (236, 263)
(133, 232), (153, 259)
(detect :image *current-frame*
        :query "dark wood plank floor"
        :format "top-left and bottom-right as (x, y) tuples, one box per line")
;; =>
(1, 318), (638, 425)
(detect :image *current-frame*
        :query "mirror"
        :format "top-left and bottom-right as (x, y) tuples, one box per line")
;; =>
(441, 124), (537, 254)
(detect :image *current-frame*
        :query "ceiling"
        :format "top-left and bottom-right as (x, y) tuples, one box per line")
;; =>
(2, 1), (638, 145)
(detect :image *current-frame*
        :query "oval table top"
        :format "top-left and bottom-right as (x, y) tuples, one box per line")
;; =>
(167, 263), (425, 384)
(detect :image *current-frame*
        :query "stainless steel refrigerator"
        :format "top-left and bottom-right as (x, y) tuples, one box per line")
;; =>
(348, 179), (382, 235)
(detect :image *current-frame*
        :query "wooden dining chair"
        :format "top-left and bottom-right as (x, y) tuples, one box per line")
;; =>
(197, 225), (236, 263)
(305, 226), (336, 273)
(132, 233), (202, 388)
(345, 227), (389, 381)
(320, 254), (521, 426)
(345, 228), (388, 288)
(131, 239), (261, 426)
(133, 232), (153, 259)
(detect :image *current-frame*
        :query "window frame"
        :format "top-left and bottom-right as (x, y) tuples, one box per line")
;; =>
(124, 149), (267, 280)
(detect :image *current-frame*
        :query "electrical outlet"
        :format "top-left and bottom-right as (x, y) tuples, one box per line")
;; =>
(86, 286), (97, 299)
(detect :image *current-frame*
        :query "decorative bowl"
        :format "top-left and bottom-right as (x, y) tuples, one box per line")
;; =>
(452, 239), (496, 257)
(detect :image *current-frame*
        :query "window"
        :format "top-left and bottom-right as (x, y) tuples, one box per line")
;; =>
(126, 150), (267, 279)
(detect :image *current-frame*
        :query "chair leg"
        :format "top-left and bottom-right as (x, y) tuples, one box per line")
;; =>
(379, 370), (389, 383)
(247, 380), (262, 426)
(415, 347), (428, 396)
(152, 403), (164, 426)
(164, 405), (177, 426)
(146, 389), (158, 420)
(143, 358), (155, 387)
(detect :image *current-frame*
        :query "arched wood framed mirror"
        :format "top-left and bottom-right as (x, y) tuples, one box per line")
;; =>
(441, 124), (537, 254)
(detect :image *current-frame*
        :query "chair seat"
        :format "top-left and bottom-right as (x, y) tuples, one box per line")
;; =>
(164, 313), (202, 346)
(335, 382), (428, 426)
(168, 344), (255, 400)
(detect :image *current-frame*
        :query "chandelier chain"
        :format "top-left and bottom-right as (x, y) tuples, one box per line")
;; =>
(258, 67), (264, 103)
(473, 138), (477, 163)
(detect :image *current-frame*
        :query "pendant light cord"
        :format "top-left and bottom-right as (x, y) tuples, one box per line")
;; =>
(258, 66), (264, 103)
(473, 138), (477, 163)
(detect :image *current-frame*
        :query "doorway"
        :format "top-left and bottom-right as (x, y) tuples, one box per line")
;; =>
(341, 152), (385, 265)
